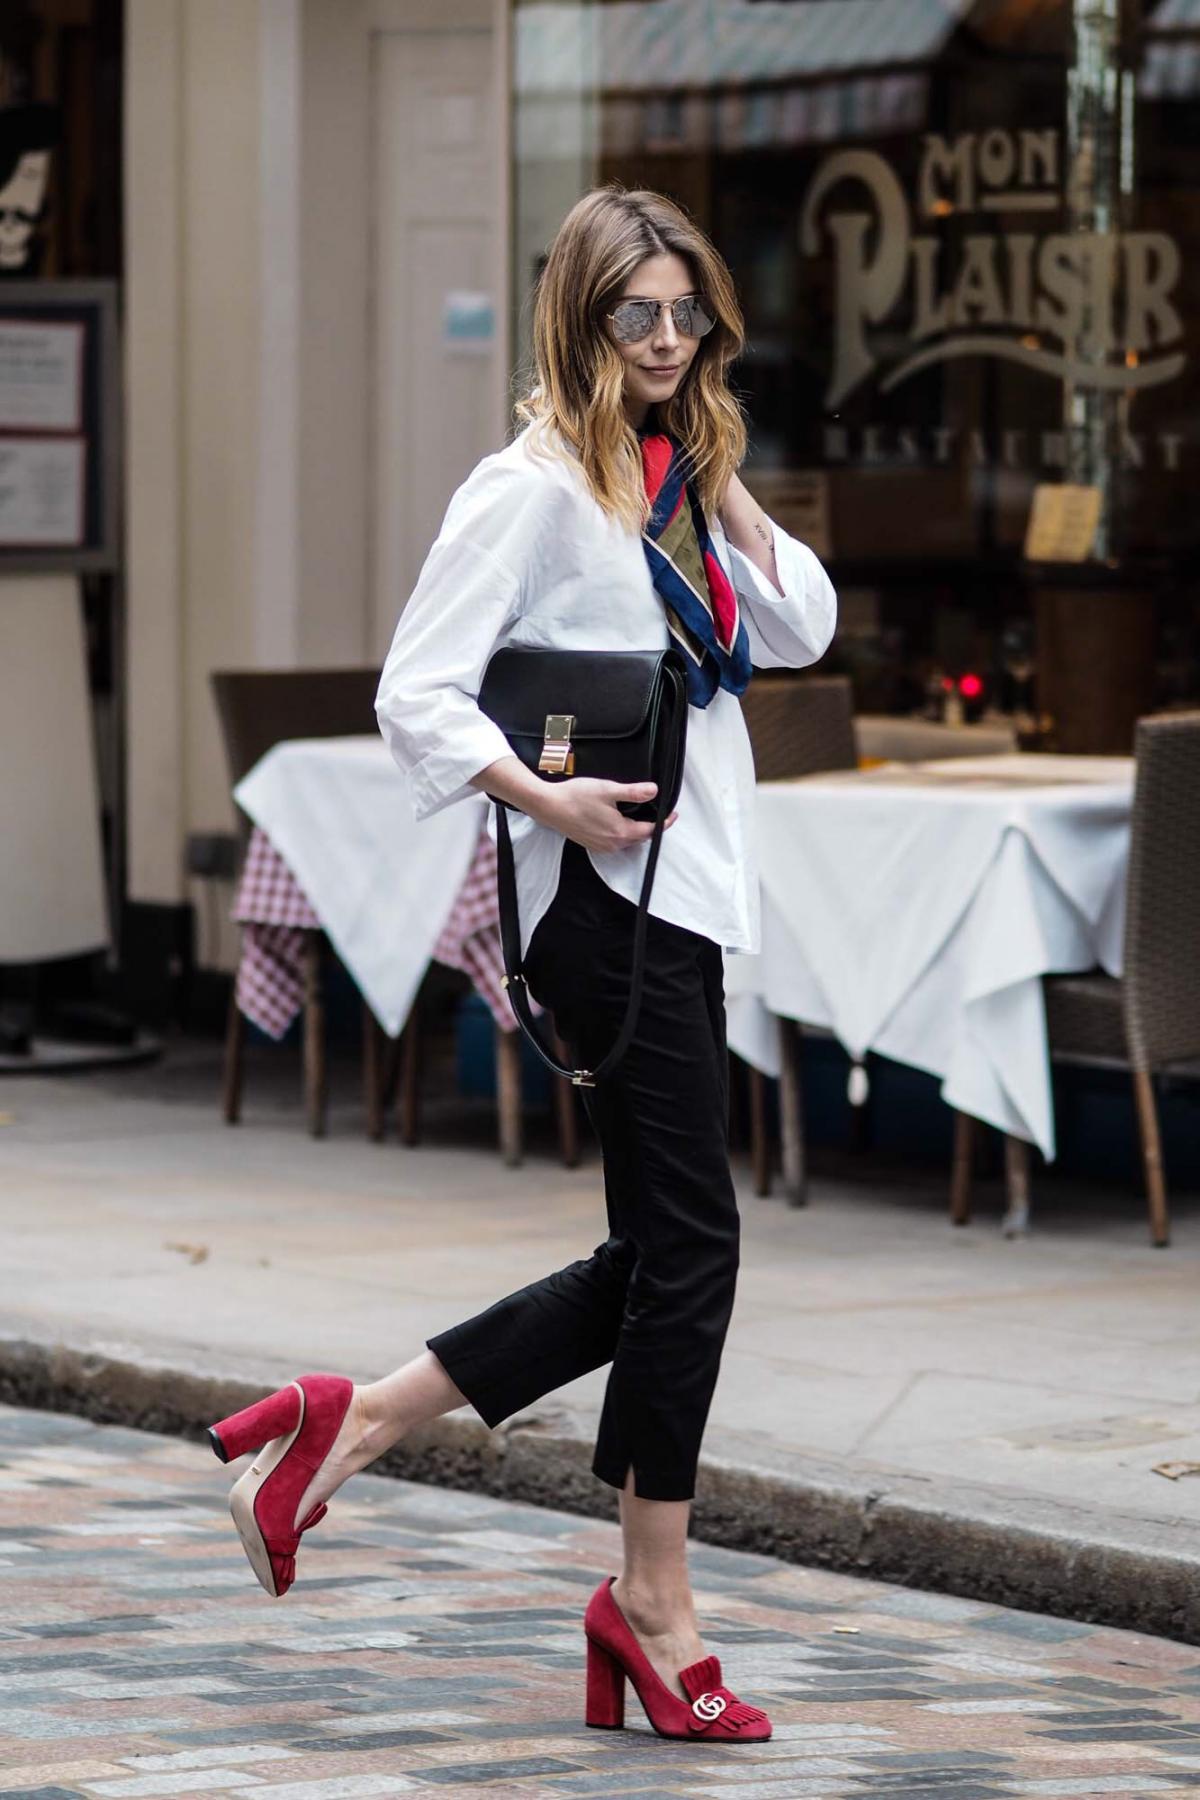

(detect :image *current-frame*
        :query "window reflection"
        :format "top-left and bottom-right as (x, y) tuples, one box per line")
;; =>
(512, 0), (1200, 734)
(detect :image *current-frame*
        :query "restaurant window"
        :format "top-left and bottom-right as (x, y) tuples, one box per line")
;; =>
(510, 0), (1200, 752)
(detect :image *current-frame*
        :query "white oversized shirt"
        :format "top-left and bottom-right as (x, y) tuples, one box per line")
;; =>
(375, 421), (837, 958)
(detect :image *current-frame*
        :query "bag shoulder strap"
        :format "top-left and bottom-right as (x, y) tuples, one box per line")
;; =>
(494, 795), (668, 1088)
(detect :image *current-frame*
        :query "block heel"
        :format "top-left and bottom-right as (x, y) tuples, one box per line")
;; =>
(585, 1634), (626, 1729)
(208, 1382), (304, 1463)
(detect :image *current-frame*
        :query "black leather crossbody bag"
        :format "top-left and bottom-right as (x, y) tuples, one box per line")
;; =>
(477, 644), (688, 1087)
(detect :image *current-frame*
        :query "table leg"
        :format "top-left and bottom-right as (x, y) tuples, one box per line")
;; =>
(779, 1017), (807, 1207)
(950, 1110), (975, 1225)
(496, 1026), (522, 1167)
(550, 1029), (579, 1168)
(727, 1053), (744, 1149)
(222, 979), (244, 1125)
(363, 1002), (384, 1142)
(1132, 1069), (1170, 1248)
(1002, 1134), (1031, 1237)
(749, 1067), (772, 1197)
(396, 1007), (421, 1146)
(302, 932), (327, 1140)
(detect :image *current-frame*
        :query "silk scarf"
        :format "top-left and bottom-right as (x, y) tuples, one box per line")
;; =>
(639, 428), (752, 708)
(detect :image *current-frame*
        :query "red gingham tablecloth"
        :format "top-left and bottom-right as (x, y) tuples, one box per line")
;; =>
(231, 821), (540, 1040)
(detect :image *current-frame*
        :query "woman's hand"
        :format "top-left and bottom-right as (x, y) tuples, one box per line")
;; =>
(472, 756), (677, 851)
(538, 777), (678, 852)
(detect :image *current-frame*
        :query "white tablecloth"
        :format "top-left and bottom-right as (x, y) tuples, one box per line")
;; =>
(724, 755), (1134, 1159)
(234, 737), (486, 1036)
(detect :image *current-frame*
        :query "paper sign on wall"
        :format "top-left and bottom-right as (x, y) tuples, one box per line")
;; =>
(1024, 483), (1102, 562)
(0, 319), (83, 431)
(0, 437), (85, 546)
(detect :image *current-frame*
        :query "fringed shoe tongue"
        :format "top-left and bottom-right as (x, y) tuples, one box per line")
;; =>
(679, 1654), (724, 1702)
(679, 1655), (770, 1735)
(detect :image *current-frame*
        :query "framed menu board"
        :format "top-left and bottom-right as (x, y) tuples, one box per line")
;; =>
(0, 281), (118, 572)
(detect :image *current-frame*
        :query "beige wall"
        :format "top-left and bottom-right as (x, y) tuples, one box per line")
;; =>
(298, 0), (370, 663)
(125, 0), (185, 906)
(124, 0), (372, 946)
(180, 1), (264, 841)
(124, 0), (507, 969)
(126, 0), (265, 926)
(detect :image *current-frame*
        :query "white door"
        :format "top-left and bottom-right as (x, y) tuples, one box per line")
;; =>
(370, 4), (502, 653)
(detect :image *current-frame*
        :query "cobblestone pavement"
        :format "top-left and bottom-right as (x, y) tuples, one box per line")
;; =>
(3, 1407), (1200, 1800)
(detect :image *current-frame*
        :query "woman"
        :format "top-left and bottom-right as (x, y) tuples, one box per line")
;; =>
(209, 185), (836, 1743)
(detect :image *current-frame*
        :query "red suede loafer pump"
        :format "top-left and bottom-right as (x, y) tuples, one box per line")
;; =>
(583, 1575), (772, 1741)
(208, 1373), (353, 1598)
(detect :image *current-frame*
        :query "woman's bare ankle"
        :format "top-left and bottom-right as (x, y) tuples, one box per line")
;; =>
(611, 1574), (705, 1699)
(351, 1386), (405, 1467)
(611, 1573), (697, 1638)
(353, 1351), (467, 1465)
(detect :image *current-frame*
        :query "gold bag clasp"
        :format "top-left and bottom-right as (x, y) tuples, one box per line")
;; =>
(538, 712), (576, 776)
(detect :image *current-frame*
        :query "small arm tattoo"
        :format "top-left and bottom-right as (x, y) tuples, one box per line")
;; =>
(753, 518), (771, 544)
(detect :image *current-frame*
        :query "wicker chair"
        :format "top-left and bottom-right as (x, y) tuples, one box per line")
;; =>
(741, 672), (858, 782)
(738, 675), (858, 1203)
(950, 712), (1200, 1246)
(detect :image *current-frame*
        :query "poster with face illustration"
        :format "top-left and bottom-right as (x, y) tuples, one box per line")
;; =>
(0, 102), (59, 278)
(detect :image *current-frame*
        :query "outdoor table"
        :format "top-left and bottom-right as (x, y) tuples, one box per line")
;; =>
(232, 736), (532, 1039)
(723, 754), (1135, 1168)
(234, 738), (1133, 1184)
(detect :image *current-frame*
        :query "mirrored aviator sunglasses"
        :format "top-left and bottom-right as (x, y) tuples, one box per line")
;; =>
(606, 294), (717, 345)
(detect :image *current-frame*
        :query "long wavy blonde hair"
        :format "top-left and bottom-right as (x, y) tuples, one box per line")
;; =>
(513, 185), (748, 535)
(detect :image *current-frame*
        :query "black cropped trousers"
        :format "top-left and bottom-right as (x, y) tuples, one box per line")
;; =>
(425, 835), (741, 1502)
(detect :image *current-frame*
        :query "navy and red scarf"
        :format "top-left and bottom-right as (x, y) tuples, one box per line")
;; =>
(638, 426), (752, 709)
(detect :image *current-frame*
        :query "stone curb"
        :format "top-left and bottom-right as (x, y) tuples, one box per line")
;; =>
(2, 1333), (1196, 1646)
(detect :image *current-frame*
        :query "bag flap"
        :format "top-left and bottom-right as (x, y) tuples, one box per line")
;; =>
(479, 646), (668, 741)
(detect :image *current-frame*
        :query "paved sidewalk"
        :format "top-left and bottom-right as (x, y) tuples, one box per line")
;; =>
(3, 1403), (1200, 1800)
(1, 1037), (1199, 1631)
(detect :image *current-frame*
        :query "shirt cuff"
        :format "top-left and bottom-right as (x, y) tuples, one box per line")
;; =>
(402, 716), (517, 821)
(726, 521), (838, 669)
(725, 531), (785, 605)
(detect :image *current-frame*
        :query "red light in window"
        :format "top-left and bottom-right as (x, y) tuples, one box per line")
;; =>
(941, 676), (955, 691)
(959, 673), (984, 699)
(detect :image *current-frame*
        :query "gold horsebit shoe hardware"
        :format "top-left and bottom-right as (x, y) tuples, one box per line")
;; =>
(691, 1691), (727, 1722)
(538, 713), (576, 776)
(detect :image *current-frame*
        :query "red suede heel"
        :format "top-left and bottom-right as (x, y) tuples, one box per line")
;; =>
(583, 1575), (772, 1742)
(208, 1372), (353, 1599)
(585, 1635), (626, 1729)
(208, 1384), (303, 1464)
